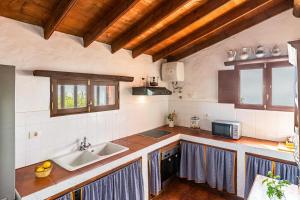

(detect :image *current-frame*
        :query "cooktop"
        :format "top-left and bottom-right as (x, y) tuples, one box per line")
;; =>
(139, 129), (171, 138)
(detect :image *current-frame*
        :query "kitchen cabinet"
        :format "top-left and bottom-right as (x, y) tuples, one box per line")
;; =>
(206, 146), (236, 194)
(52, 160), (144, 200)
(244, 153), (299, 199)
(179, 141), (237, 194)
(149, 150), (161, 197)
(218, 70), (236, 104)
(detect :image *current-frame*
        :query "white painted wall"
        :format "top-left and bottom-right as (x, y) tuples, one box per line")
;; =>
(170, 9), (300, 141)
(0, 17), (168, 168)
(1, 9), (299, 169)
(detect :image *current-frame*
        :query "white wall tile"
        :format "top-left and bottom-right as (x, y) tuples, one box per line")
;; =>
(15, 126), (27, 168)
(170, 100), (294, 141)
(236, 109), (256, 138)
(168, 10), (297, 142)
(0, 16), (169, 168)
(7, 10), (298, 168)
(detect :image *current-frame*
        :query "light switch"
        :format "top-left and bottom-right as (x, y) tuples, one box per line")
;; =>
(28, 131), (39, 139)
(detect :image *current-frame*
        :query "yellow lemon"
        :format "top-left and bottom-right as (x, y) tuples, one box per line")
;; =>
(42, 161), (52, 169)
(36, 166), (45, 172)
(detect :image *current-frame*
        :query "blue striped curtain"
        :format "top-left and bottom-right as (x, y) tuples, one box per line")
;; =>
(113, 161), (144, 200)
(149, 150), (161, 196)
(244, 155), (272, 198)
(55, 193), (72, 200)
(180, 141), (206, 183)
(82, 175), (113, 200)
(206, 146), (235, 194)
(82, 160), (144, 200)
(275, 162), (300, 185)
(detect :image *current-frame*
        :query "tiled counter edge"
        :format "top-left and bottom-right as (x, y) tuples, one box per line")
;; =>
(17, 133), (294, 200)
(18, 134), (181, 200)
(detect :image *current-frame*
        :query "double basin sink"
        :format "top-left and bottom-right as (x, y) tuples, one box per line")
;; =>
(53, 142), (129, 171)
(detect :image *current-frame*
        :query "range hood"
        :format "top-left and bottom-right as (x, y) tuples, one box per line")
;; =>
(132, 87), (172, 95)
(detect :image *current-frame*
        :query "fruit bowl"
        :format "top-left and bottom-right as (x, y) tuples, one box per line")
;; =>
(35, 161), (53, 178)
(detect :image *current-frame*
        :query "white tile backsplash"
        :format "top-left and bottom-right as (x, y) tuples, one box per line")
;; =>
(170, 100), (294, 141)
(236, 109), (256, 138)
(15, 87), (168, 168)
(15, 96), (167, 167)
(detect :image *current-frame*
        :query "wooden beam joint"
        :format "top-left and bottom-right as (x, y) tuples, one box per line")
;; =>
(44, 0), (78, 40)
(132, 0), (229, 58)
(111, 0), (191, 54)
(293, 0), (300, 17)
(83, 0), (140, 48)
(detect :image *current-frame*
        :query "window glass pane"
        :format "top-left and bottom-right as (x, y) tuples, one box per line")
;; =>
(272, 67), (295, 107)
(240, 68), (263, 105)
(94, 85), (116, 106)
(77, 85), (87, 108)
(57, 84), (87, 109)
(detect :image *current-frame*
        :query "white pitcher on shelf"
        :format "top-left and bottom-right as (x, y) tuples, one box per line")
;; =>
(227, 49), (237, 61)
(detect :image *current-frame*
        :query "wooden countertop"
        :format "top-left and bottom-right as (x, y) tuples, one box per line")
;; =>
(15, 125), (281, 198)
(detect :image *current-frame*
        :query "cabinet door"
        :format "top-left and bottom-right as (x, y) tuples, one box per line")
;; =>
(206, 146), (236, 194)
(218, 70), (236, 103)
(149, 150), (161, 196)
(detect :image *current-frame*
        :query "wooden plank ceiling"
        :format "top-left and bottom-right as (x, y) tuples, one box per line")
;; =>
(0, 0), (294, 62)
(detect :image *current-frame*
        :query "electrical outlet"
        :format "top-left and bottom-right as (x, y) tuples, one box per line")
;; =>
(204, 113), (209, 119)
(28, 131), (39, 139)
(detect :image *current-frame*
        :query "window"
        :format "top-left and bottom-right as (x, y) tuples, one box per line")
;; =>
(235, 61), (294, 111)
(266, 62), (295, 111)
(51, 78), (119, 116)
(91, 80), (119, 112)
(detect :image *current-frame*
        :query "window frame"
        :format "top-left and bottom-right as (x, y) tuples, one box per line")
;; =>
(265, 61), (294, 112)
(90, 80), (119, 112)
(235, 63), (267, 110)
(235, 61), (294, 112)
(50, 78), (119, 117)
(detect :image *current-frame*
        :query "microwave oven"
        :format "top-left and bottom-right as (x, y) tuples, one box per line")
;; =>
(212, 120), (241, 139)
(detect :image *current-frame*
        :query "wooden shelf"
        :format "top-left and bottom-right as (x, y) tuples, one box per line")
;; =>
(224, 55), (288, 66)
(33, 70), (134, 82)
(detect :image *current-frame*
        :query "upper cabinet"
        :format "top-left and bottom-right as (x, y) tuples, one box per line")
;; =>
(219, 58), (295, 112)
(218, 70), (236, 104)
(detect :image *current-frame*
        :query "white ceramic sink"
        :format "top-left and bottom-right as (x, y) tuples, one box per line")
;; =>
(90, 142), (129, 156)
(53, 142), (129, 171)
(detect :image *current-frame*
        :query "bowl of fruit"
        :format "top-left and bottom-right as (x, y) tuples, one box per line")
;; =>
(35, 161), (53, 178)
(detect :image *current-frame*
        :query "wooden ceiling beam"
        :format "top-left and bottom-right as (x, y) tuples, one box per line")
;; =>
(132, 0), (229, 58)
(43, 0), (79, 40)
(83, 0), (140, 48)
(110, 0), (191, 54)
(167, 0), (292, 61)
(293, 0), (300, 17)
(152, 0), (272, 62)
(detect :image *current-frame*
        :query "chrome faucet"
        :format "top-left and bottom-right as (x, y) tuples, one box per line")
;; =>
(79, 137), (91, 151)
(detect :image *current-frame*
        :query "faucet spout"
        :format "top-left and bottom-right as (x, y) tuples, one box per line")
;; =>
(79, 137), (91, 151)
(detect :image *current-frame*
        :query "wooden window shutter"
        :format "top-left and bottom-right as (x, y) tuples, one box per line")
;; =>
(218, 70), (236, 104)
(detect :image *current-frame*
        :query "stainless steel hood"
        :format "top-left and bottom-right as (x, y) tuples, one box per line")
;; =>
(132, 87), (172, 95)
